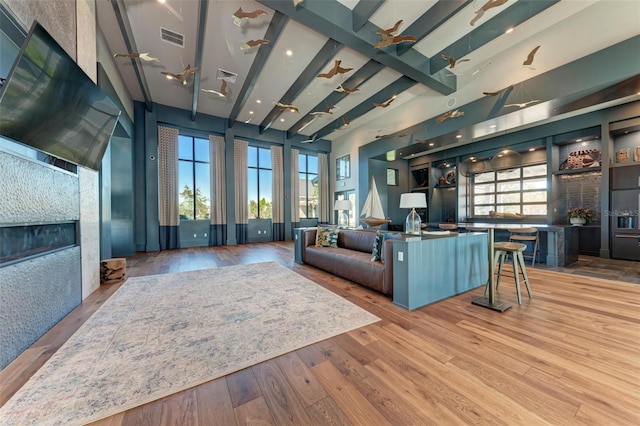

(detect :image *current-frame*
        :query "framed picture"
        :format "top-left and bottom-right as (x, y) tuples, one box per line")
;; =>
(616, 148), (630, 164)
(634, 146), (640, 162)
(336, 155), (350, 180)
(387, 168), (398, 186)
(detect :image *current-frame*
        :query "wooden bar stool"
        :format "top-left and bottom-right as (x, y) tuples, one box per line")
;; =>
(466, 226), (487, 232)
(489, 241), (532, 304)
(439, 223), (458, 231)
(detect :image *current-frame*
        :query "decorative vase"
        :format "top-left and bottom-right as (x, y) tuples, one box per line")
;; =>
(570, 217), (586, 226)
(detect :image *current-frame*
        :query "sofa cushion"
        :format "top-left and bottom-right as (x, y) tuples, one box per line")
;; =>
(315, 226), (339, 247)
(338, 229), (377, 253)
(371, 230), (384, 261)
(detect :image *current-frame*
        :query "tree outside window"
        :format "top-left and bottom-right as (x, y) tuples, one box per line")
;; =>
(248, 146), (272, 219)
(178, 135), (210, 220)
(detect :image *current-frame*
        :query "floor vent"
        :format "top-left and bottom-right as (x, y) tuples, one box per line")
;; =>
(160, 27), (184, 48)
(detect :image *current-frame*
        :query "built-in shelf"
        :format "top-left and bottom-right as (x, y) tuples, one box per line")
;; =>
(610, 162), (640, 168)
(411, 186), (429, 192)
(553, 166), (601, 175)
(435, 184), (456, 189)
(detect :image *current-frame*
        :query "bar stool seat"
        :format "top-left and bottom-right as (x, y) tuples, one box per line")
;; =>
(466, 226), (487, 232)
(439, 223), (458, 231)
(489, 241), (533, 304)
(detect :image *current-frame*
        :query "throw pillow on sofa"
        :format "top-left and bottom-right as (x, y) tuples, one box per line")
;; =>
(371, 231), (403, 263)
(316, 226), (340, 247)
(371, 230), (384, 261)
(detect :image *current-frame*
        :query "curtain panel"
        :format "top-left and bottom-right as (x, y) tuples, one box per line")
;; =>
(234, 139), (248, 244)
(158, 125), (179, 250)
(290, 148), (300, 233)
(318, 153), (329, 224)
(271, 145), (285, 241)
(209, 135), (226, 246)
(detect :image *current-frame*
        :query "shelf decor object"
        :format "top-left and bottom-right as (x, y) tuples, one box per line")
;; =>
(400, 193), (427, 235)
(567, 207), (593, 226)
(335, 199), (352, 228)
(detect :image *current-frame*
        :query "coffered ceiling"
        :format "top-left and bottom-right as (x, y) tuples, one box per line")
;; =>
(96, 0), (640, 156)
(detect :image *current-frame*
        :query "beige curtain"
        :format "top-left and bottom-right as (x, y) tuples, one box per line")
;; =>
(318, 152), (329, 224)
(209, 135), (226, 245)
(291, 148), (300, 224)
(234, 139), (248, 243)
(158, 125), (179, 249)
(271, 145), (285, 240)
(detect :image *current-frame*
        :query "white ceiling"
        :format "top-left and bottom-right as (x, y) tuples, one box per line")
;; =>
(96, 0), (640, 153)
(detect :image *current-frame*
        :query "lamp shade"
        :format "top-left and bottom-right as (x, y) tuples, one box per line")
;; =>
(399, 193), (427, 209)
(334, 199), (352, 210)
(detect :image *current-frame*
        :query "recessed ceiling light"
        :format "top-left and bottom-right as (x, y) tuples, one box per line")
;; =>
(158, 0), (166, 3)
(249, 111), (254, 115)
(470, 156), (476, 160)
(285, 50), (293, 57)
(576, 138), (583, 142)
(456, 135), (462, 139)
(529, 148), (535, 151)
(428, 142), (435, 146)
(505, 27), (514, 34)
(256, 99), (261, 104)
(490, 124), (497, 129)
(280, 118), (285, 122)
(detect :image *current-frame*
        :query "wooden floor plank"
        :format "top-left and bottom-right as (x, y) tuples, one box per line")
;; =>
(274, 351), (327, 408)
(196, 378), (236, 426)
(234, 397), (275, 426)
(159, 389), (199, 426)
(251, 359), (313, 425)
(227, 367), (261, 408)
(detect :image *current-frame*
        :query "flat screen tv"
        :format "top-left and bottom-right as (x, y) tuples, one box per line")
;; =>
(0, 21), (121, 171)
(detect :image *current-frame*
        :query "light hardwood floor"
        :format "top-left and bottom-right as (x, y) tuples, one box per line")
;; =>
(1, 242), (639, 425)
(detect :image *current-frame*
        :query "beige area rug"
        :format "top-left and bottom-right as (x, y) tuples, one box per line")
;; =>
(0, 262), (379, 425)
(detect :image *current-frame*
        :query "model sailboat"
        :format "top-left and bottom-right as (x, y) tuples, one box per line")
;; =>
(360, 177), (391, 227)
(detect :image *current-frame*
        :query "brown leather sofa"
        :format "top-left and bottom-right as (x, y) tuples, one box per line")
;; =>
(300, 228), (400, 296)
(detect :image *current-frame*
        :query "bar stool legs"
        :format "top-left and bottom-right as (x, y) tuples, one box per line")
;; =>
(486, 244), (532, 304)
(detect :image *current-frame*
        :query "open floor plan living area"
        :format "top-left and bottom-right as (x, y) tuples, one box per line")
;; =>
(1, 0), (639, 424)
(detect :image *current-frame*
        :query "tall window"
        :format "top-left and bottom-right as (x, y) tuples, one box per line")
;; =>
(178, 135), (210, 220)
(299, 153), (318, 218)
(471, 164), (547, 217)
(248, 146), (272, 219)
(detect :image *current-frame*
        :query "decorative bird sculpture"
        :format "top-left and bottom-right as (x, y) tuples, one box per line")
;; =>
(483, 88), (506, 96)
(240, 39), (270, 51)
(436, 109), (464, 124)
(335, 83), (359, 93)
(300, 133), (318, 144)
(201, 80), (227, 98)
(377, 20), (403, 36)
(504, 100), (541, 108)
(275, 102), (299, 113)
(373, 95), (396, 108)
(317, 60), (353, 79)
(374, 34), (416, 49)
(338, 116), (350, 130)
(161, 64), (200, 85)
(232, 7), (267, 27)
(310, 105), (336, 116)
(113, 52), (159, 62)
(523, 45), (541, 69)
(470, 0), (509, 26)
(442, 54), (470, 69)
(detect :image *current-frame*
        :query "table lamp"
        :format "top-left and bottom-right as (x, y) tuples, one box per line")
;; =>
(334, 199), (352, 228)
(400, 193), (427, 234)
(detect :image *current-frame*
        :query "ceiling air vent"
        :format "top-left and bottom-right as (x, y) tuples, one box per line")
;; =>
(160, 27), (184, 48)
(216, 68), (238, 84)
